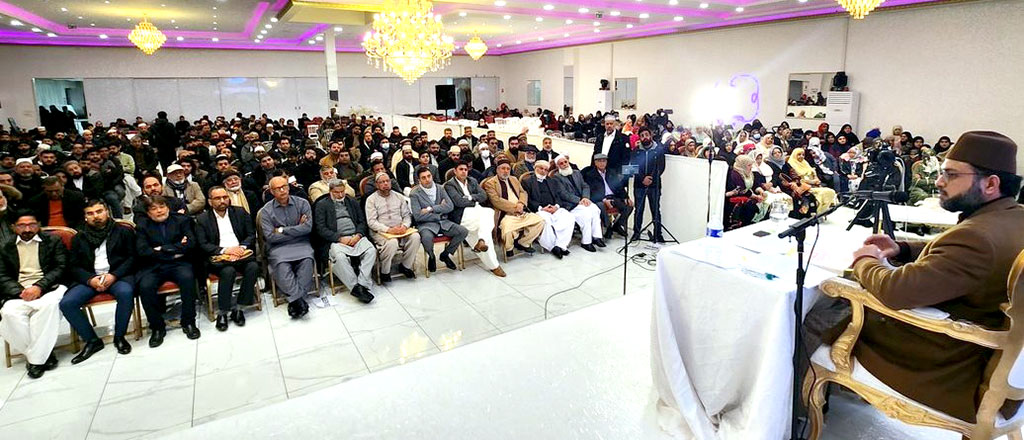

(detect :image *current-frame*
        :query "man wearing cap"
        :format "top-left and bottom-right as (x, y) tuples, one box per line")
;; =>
(521, 160), (577, 258)
(13, 158), (42, 196)
(365, 172), (419, 283)
(221, 170), (259, 217)
(439, 145), (463, 181)
(512, 144), (538, 178)
(482, 156), (544, 258)
(552, 155), (605, 251)
(396, 144), (420, 193)
(819, 131), (1024, 423)
(593, 115), (631, 171)
(162, 163), (205, 215)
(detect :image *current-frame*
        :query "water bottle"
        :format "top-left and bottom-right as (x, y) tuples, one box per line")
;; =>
(706, 213), (724, 238)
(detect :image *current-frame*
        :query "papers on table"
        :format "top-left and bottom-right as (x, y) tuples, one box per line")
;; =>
(667, 237), (834, 288)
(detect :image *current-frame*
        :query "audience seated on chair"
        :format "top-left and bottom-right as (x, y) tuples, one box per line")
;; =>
(581, 153), (631, 238)
(364, 172), (419, 283)
(314, 179), (376, 304)
(520, 160), (576, 259)
(409, 166), (468, 273)
(444, 161), (505, 277)
(258, 176), (315, 319)
(552, 154), (605, 251)
(196, 186), (259, 331)
(482, 156), (543, 258)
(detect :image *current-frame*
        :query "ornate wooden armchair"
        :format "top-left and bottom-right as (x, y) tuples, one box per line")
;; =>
(803, 250), (1024, 439)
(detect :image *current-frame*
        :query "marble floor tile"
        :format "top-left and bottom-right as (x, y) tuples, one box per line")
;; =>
(103, 340), (196, 401)
(336, 295), (413, 334)
(416, 305), (500, 352)
(468, 293), (546, 330)
(195, 315), (277, 377)
(0, 405), (94, 440)
(0, 357), (112, 426)
(443, 270), (519, 304)
(367, 347), (441, 373)
(0, 357), (26, 411)
(268, 303), (349, 357)
(534, 288), (600, 318)
(192, 359), (287, 423)
(278, 341), (368, 396)
(514, 278), (577, 304)
(331, 284), (394, 315)
(350, 321), (436, 369)
(88, 379), (194, 440)
(389, 280), (470, 320)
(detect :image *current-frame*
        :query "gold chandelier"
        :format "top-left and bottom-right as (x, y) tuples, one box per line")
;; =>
(837, 0), (885, 19)
(464, 33), (488, 60)
(128, 17), (167, 55)
(363, 0), (454, 84)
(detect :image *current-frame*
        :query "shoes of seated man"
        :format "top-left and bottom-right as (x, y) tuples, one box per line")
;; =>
(44, 352), (58, 370)
(439, 253), (458, 270)
(490, 267), (506, 277)
(71, 339), (105, 365)
(551, 246), (565, 259)
(230, 309), (246, 327)
(398, 265), (417, 279)
(513, 242), (536, 254)
(182, 324), (201, 340)
(216, 314), (229, 332)
(113, 336), (132, 355)
(379, 272), (393, 284)
(427, 255), (437, 272)
(351, 285), (375, 304)
(472, 239), (489, 253)
(581, 243), (597, 252)
(505, 250), (514, 258)
(288, 300), (308, 318)
(26, 362), (46, 379)
(149, 329), (167, 348)
(593, 238), (607, 248)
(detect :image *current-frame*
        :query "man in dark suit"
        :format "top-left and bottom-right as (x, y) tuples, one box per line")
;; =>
(151, 111), (180, 170)
(582, 153), (632, 237)
(395, 144), (420, 194)
(135, 195), (200, 347)
(60, 200), (137, 364)
(196, 186), (259, 332)
(551, 155), (605, 252)
(520, 160), (577, 258)
(443, 161), (505, 277)
(630, 127), (667, 242)
(593, 115), (631, 171)
(0, 213), (67, 378)
(63, 160), (105, 200)
(438, 144), (463, 182)
(31, 176), (86, 229)
(409, 166), (468, 272)
(221, 170), (260, 218)
(313, 180), (376, 304)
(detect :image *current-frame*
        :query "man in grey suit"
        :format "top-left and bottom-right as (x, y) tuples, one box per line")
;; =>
(551, 154), (605, 252)
(409, 166), (468, 272)
(444, 161), (505, 277)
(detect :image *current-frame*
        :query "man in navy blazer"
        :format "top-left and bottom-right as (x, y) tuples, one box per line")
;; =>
(196, 186), (259, 332)
(592, 115), (632, 171)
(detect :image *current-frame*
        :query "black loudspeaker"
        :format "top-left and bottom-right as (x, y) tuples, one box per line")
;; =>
(832, 71), (848, 89)
(435, 85), (456, 110)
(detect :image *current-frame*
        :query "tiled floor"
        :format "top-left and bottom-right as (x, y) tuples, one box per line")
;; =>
(0, 237), (656, 440)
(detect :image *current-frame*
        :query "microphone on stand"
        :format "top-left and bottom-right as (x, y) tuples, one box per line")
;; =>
(852, 189), (909, 204)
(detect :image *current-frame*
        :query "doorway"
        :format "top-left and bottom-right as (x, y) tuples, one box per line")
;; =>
(33, 78), (88, 132)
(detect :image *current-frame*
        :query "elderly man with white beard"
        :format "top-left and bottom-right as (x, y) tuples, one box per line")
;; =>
(520, 160), (577, 259)
(551, 155), (605, 252)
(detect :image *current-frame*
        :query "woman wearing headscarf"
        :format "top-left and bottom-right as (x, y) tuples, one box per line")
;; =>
(765, 146), (787, 186)
(839, 144), (868, 191)
(724, 155), (769, 229)
(782, 148), (837, 216)
(838, 124), (859, 146)
(758, 132), (775, 153)
(933, 135), (952, 154)
(735, 131), (756, 154)
(807, 140), (842, 191)
(752, 148), (792, 212)
(716, 141), (738, 168)
(908, 147), (941, 205)
(816, 122), (830, 139)
(822, 132), (839, 158)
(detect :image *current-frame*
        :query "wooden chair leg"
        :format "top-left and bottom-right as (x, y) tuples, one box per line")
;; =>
(423, 246), (430, 279)
(254, 278), (263, 311)
(4, 341), (10, 368)
(457, 244), (465, 270)
(133, 299), (143, 341)
(206, 278), (216, 322)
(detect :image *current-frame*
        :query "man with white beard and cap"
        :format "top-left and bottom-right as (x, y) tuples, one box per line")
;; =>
(162, 163), (206, 215)
(444, 160), (505, 277)
(552, 154), (605, 251)
(520, 160), (577, 258)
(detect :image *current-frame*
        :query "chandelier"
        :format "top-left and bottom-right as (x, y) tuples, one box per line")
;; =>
(836, 0), (885, 19)
(464, 33), (488, 60)
(363, 0), (454, 84)
(128, 17), (167, 55)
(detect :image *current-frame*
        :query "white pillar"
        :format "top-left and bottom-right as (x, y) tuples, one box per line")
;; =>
(324, 29), (339, 112)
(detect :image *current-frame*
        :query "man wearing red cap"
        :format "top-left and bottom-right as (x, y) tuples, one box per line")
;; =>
(826, 131), (1024, 422)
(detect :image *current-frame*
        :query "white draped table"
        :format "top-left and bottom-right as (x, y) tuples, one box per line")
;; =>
(650, 208), (882, 440)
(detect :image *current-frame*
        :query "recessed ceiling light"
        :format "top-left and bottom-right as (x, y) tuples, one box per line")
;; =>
(536, 17), (543, 22)
(254, 39), (260, 43)
(90, 23), (95, 26)
(174, 26), (178, 29)
(639, 13), (650, 18)
(10, 19), (23, 26)
(503, 14), (511, 19)
(171, 19), (175, 23)
(593, 21), (600, 26)
(46, 32), (56, 37)
(494, 0), (506, 6)
(212, 22), (217, 25)
(176, 36), (184, 41)
(212, 37), (219, 42)
(563, 32), (569, 37)
(699, 2), (709, 8)
(30, 27), (41, 32)
(496, 43), (502, 47)
(543, 4), (554, 10)
(212, 27), (217, 30)
(799, 0), (808, 2)
(735, 7), (744, 12)
(308, 40), (316, 44)
(98, 34), (108, 39)
(213, 6), (217, 9)
(334, 26), (343, 32)
(104, 0), (110, 3)
(161, 4), (166, 7)
(610, 11), (620, 16)
(78, 16), (84, 19)
(593, 28), (600, 33)
(260, 29), (267, 34)
(515, 40), (521, 44)
(315, 35), (324, 41)
(626, 23), (633, 28)
(459, 12), (467, 17)
(265, 24), (272, 29)
(578, 7), (589, 13)
(565, 19), (573, 24)
(60, 7), (68, 12)
(126, 18), (131, 21)
(673, 15), (684, 21)
(454, 45), (461, 50)
(271, 17), (278, 23)
(669, 0), (678, 5)
(213, 15), (217, 18)
(538, 37), (544, 41)
(257, 34), (263, 39)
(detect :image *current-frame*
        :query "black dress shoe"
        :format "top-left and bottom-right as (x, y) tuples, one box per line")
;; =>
(113, 336), (132, 355)
(379, 272), (392, 284)
(287, 300), (301, 318)
(427, 255), (437, 272)
(71, 340), (104, 365)
(551, 247), (564, 259)
(581, 243), (597, 252)
(439, 253), (458, 270)
(593, 238), (607, 248)
(351, 285), (374, 304)
(183, 324), (201, 340)
(297, 300), (309, 318)
(44, 352), (58, 370)
(230, 309), (246, 327)
(505, 250), (514, 258)
(149, 329), (166, 348)
(26, 363), (45, 379)
(398, 265), (417, 279)
(614, 225), (629, 238)
(216, 314), (229, 332)
(514, 242), (535, 253)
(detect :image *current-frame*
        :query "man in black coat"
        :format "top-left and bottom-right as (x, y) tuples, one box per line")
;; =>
(59, 200), (136, 364)
(151, 111), (180, 170)
(582, 153), (633, 237)
(630, 127), (667, 242)
(313, 179), (376, 303)
(135, 195), (200, 346)
(31, 177), (86, 229)
(196, 186), (259, 332)
(394, 145), (420, 193)
(592, 115), (632, 171)
(0, 213), (68, 378)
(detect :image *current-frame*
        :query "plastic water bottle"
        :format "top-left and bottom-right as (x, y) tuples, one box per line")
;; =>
(706, 218), (724, 238)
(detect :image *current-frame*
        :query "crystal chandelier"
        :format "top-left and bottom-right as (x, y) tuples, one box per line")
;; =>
(464, 33), (488, 60)
(363, 0), (454, 84)
(836, 0), (885, 19)
(128, 17), (167, 55)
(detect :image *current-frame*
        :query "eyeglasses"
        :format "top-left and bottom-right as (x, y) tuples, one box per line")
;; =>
(939, 170), (980, 181)
(270, 186), (288, 192)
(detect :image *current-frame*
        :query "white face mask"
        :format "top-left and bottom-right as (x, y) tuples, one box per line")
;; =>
(480, 150), (490, 158)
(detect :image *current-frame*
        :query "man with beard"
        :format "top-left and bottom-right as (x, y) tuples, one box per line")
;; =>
(481, 157), (543, 258)
(314, 179), (376, 303)
(0, 213), (67, 378)
(246, 153), (279, 193)
(439, 145), (463, 181)
(335, 149), (362, 188)
(320, 141), (347, 169)
(133, 175), (186, 219)
(136, 195), (201, 346)
(221, 170), (259, 217)
(36, 150), (61, 176)
(813, 131), (1024, 424)
(521, 160), (576, 259)
(60, 200), (136, 363)
(293, 146), (322, 189)
(552, 155), (605, 252)
(444, 161), (505, 277)
(31, 177), (86, 229)
(13, 158), (42, 196)
(129, 136), (159, 179)
(459, 126), (478, 148)
(63, 160), (104, 199)
(438, 127), (458, 150)
(630, 127), (666, 242)
(162, 164), (205, 215)
(259, 176), (315, 318)
(0, 192), (13, 243)
(197, 186), (259, 331)
(409, 167), (468, 273)
(395, 144), (420, 194)
(365, 172), (419, 283)
(512, 145), (538, 177)
(593, 115), (631, 171)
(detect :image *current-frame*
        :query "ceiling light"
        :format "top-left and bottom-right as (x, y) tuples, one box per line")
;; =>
(176, 36), (184, 41)
(578, 7), (589, 13)
(61, 7), (68, 12)
(30, 27), (41, 32)
(161, 4), (166, 7)
(171, 19), (175, 23)
(212, 37), (219, 42)
(639, 13), (649, 18)
(543, 4), (554, 10)
(673, 15), (684, 21)
(735, 7), (744, 12)
(593, 21), (601, 26)
(126, 18), (132, 21)
(260, 29), (267, 34)
(213, 6), (217, 9)
(536, 17), (543, 22)
(494, 0), (506, 6)
(174, 26), (178, 29)
(496, 43), (502, 47)
(334, 26), (343, 32)
(799, 0), (808, 2)
(257, 34), (263, 39)
(104, 0), (110, 3)
(593, 28), (600, 33)
(610, 11), (620, 16)
(213, 27), (217, 30)
(626, 23), (633, 28)
(99, 34), (108, 39)
(565, 19), (573, 24)
(308, 40), (316, 44)
(254, 39), (260, 43)
(699, 2), (709, 8)
(563, 32), (569, 37)
(503, 14), (511, 19)
(213, 15), (217, 18)
(10, 19), (23, 26)
(459, 12), (467, 17)
(212, 22), (217, 25)
(669, 0), (678, 5)
(315, 35), (324, 41)
(515, 40), (521, 44)
(46, 32), (56, 37)
(271, 17), (278, 23)
(538, 37), (544, 41)
(90, 23), (95, 26)
(265, 24), (272, 29)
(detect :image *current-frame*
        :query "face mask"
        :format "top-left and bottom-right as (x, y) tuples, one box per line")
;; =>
(381, 144), (391, 150)
(481, 150), (490, 158)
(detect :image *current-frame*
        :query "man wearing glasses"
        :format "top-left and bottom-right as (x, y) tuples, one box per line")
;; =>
(259, 176), (315, 318)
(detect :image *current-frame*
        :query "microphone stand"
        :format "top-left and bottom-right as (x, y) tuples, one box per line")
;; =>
(777, 198), (850, 440)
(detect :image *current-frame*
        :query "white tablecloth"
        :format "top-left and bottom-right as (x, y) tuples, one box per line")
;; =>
(650, 208), (880, 440)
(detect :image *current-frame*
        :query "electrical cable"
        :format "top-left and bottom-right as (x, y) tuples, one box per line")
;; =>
(543, 261), (626, 319)
(798, 222), (821, 439)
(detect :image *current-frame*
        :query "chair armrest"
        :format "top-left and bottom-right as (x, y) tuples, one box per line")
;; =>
(821, 277), (1007, 350)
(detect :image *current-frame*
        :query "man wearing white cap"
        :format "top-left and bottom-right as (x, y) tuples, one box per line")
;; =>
(593, 115), (630, 171)
(395, 143), (419, 193)
(13, 158), (41, 196)
(439, 144), (462, 180)
(552, 155), (605, 251)
(521, 160), (577, 258)
(162, 164), (206, 215)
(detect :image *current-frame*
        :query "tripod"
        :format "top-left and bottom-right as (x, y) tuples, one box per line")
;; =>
(845, 199), (896, 239)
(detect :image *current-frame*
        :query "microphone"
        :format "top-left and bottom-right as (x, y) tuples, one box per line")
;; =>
(852, 189), (909, 204)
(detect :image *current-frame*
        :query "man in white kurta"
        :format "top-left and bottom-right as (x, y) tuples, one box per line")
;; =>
(551, 155), (605, 252)
(522, 161), (576, 258)
(443, 161), (505, 277)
